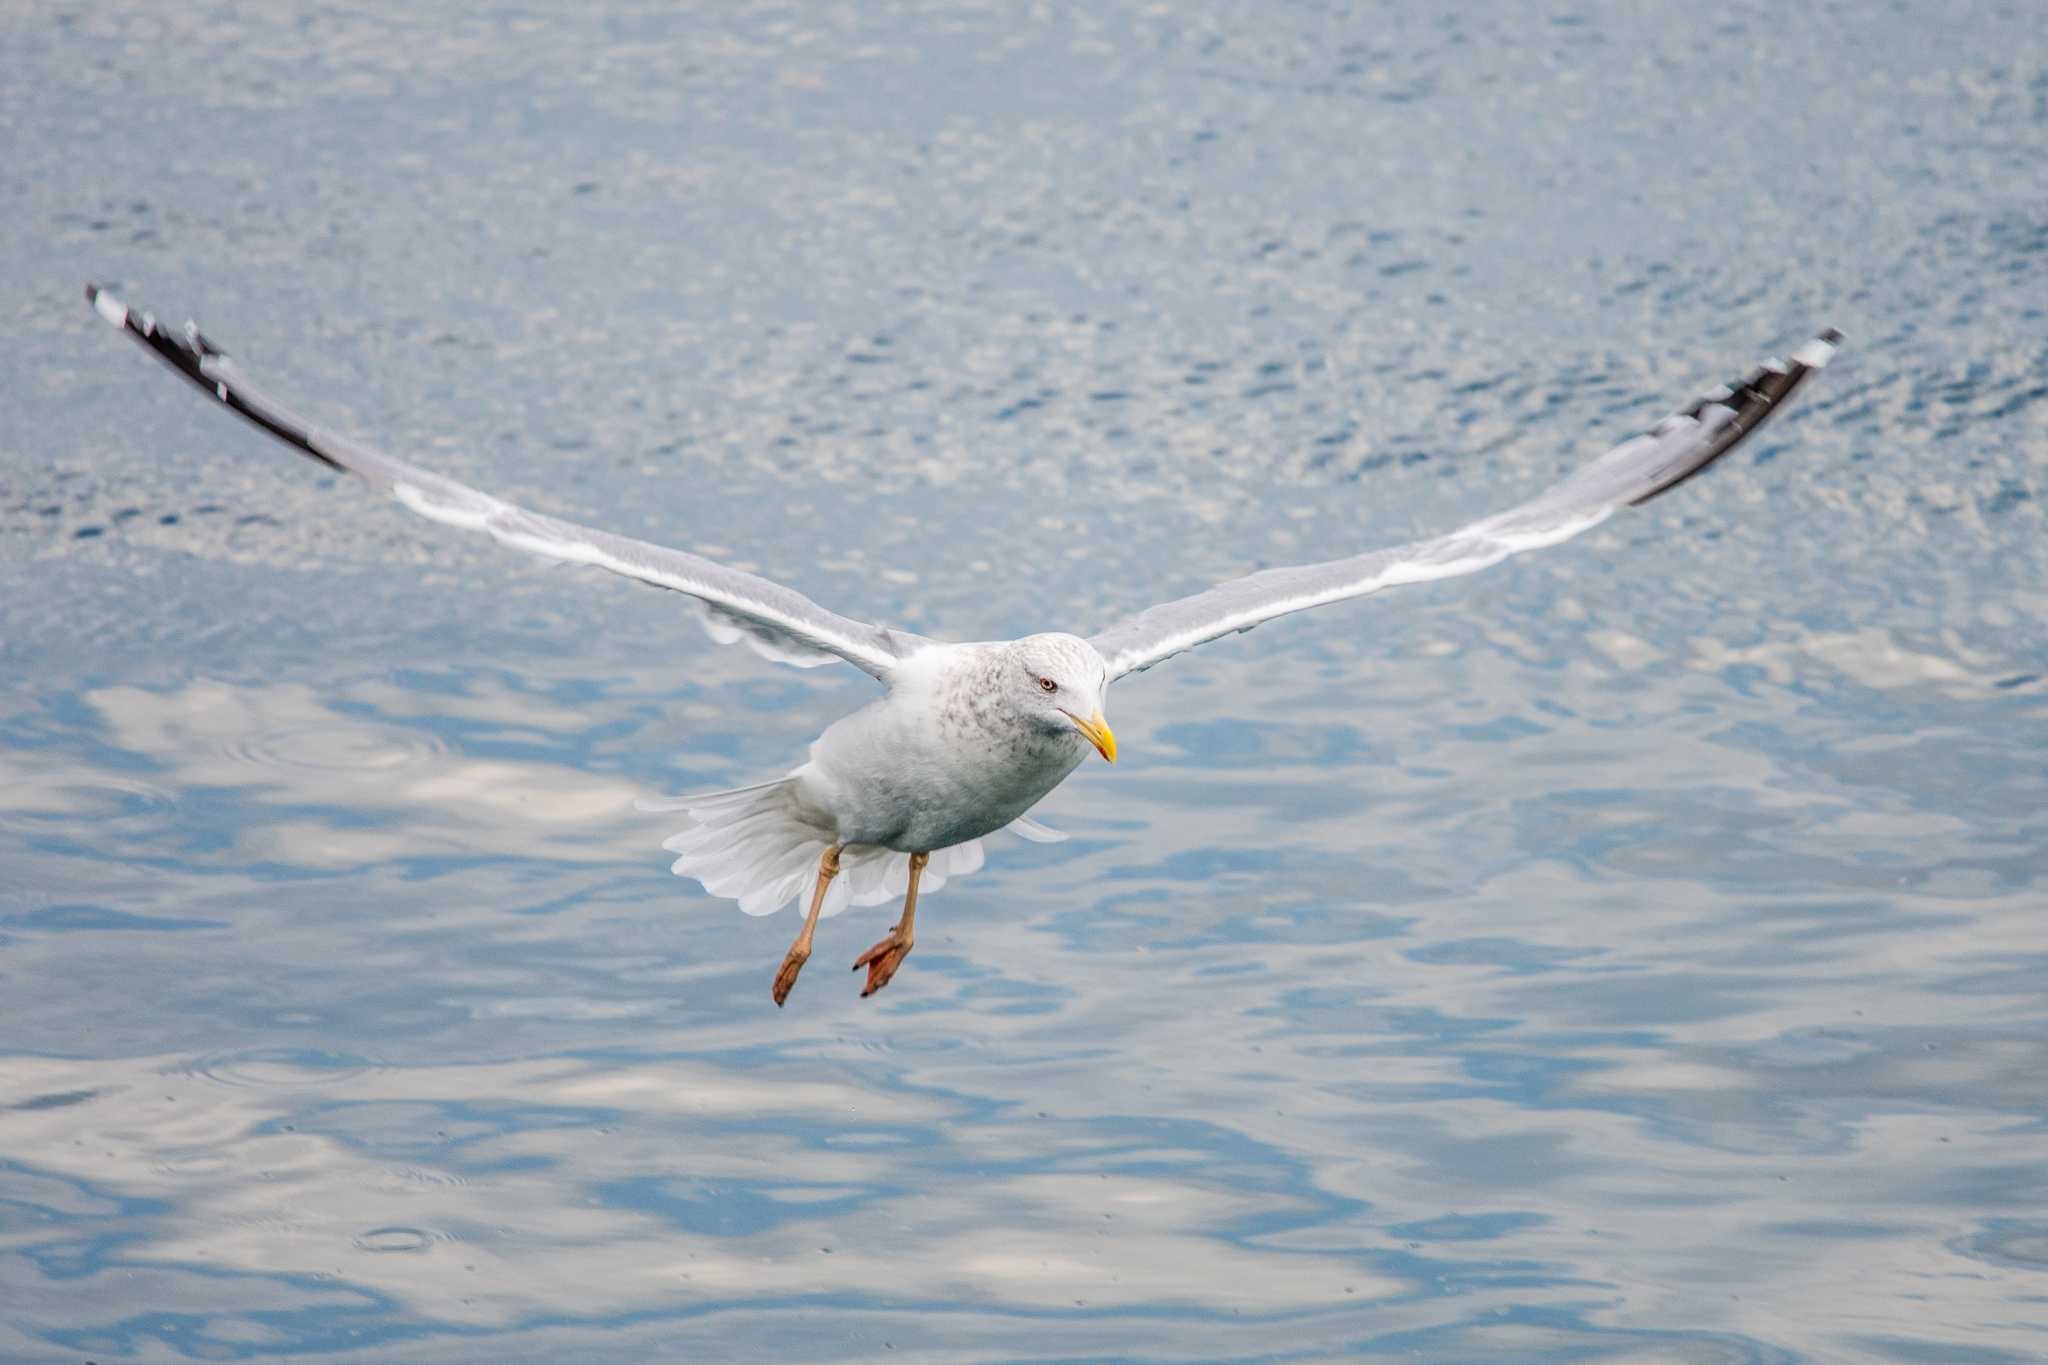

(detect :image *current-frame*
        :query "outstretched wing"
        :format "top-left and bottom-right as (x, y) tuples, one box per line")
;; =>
(87, 284), (926, 680)
(1088, 329), (1841, 680)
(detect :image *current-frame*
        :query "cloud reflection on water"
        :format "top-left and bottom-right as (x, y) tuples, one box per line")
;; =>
(0, 619), (2040, 1358)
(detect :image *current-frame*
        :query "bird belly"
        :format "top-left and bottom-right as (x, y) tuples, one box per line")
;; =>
(796, 700), (1084, 853)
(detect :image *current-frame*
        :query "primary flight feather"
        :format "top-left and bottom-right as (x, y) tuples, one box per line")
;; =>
(85, 283), (1839, 1003)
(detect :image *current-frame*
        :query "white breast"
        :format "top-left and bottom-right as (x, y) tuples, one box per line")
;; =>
(793, 643), (1087, 852)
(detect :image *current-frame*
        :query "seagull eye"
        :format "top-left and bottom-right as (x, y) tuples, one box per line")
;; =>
(1037, 676), (1058, 693)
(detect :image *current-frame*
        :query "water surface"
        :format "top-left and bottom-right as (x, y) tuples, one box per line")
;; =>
(4, 3), (2046, 1360)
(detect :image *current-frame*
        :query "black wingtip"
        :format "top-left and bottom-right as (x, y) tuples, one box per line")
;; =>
(1623, 328), (1841, 507)
(88, 282), (348, 474)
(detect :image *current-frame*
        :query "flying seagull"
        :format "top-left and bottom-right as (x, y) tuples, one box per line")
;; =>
(85, 283), (1840, 1004)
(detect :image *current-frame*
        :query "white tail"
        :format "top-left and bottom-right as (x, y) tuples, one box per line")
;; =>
(642, 778), (1054, 918)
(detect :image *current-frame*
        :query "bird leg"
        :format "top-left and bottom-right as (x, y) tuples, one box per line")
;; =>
(772, 844), (842, 1007)
(853, 851), (927, 998)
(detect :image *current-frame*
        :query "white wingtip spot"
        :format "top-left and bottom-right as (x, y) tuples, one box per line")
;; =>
(92, 288), (128, 328)
(1791, 334), (1838, 369)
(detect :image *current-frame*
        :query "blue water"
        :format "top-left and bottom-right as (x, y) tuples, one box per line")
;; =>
(4, 3), (2046, 1361)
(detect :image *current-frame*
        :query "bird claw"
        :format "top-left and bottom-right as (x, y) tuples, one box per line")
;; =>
(771, 944), (809, 1007)
(852, 931), (913, 997)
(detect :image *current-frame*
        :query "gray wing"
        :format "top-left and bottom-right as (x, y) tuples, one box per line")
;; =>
(87, 284), (926, 681)
(1089, 329), (1842, 681)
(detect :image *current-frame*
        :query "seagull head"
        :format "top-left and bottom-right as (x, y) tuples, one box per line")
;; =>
(1011, 633), (1115, 763)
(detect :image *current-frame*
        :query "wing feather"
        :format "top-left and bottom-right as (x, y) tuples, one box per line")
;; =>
(86, 284), (922, 680)
(1088, 329), (1842, 680)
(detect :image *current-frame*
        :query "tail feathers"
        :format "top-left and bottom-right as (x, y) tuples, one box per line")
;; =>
(636, 779), (786, 816)
(652, 777), (999, 918)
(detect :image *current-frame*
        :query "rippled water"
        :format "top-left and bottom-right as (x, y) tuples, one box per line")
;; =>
(4, 3), (2046, 1361)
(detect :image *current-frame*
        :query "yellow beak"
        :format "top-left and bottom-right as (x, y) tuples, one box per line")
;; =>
(1067, 709), (1117, 764)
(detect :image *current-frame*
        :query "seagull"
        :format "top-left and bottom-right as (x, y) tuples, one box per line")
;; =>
(85, 283), (1840, 1004)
